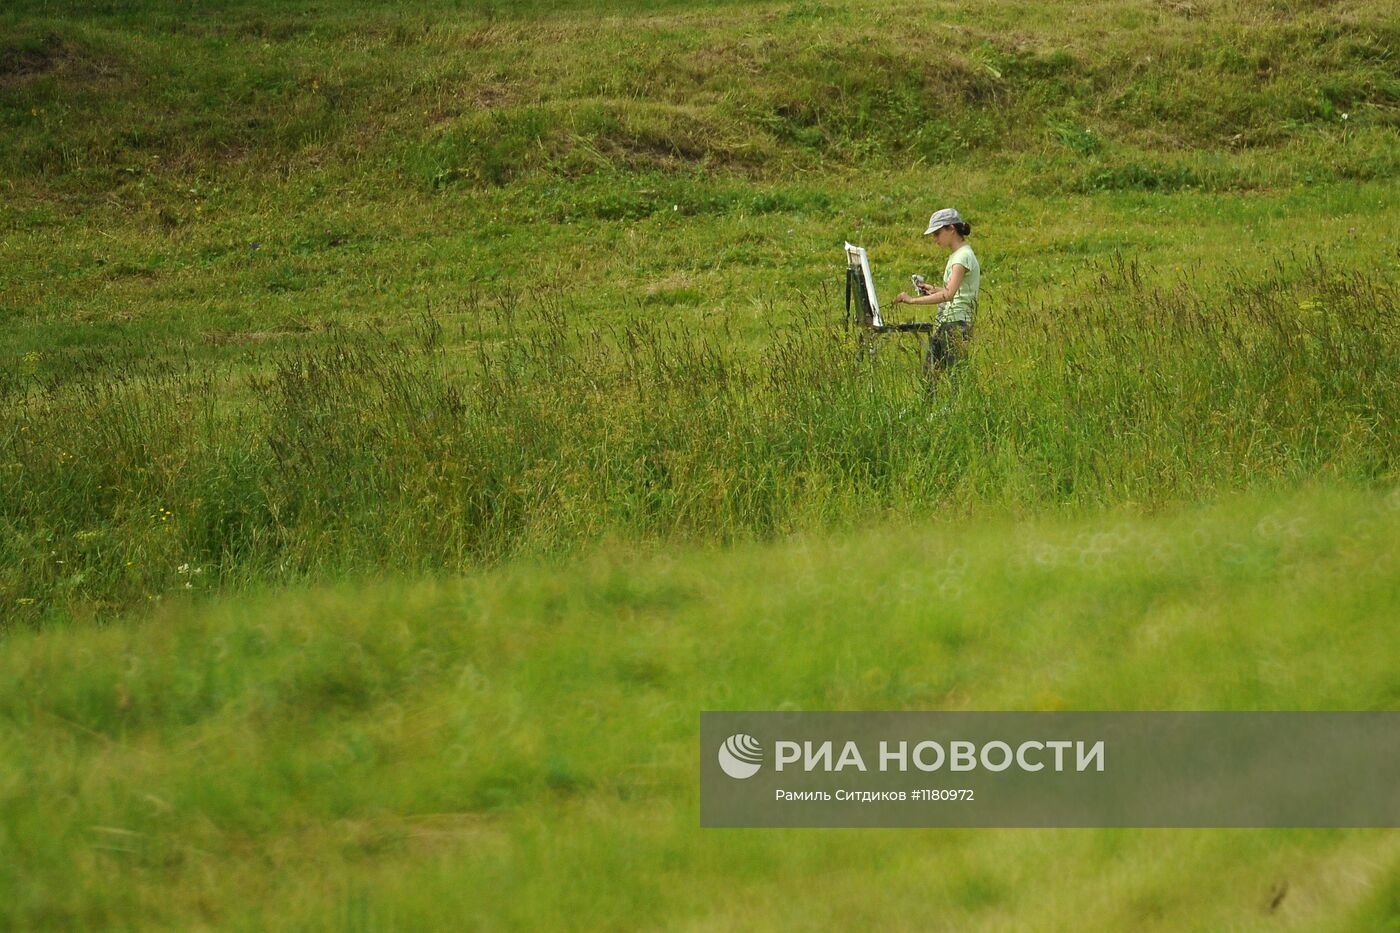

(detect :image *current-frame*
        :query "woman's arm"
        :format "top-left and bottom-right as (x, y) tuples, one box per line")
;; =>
(897, 263), (966, 305)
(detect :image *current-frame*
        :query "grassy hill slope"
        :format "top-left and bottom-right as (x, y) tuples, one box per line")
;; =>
(5, 0), (1398, 190)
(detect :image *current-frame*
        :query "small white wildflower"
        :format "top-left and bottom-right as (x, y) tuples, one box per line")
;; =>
(176, 563), (190, 575)
(184, 582), (194, 589)
(1341, 112), (1349, 120)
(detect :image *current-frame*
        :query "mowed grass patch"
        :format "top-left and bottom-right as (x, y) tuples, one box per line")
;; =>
(3, 163), (1397, 370)
(2, 484), (1399, 929)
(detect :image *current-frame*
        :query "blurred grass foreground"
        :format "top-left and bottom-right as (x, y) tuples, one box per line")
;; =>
(4, 484), (1400, 928)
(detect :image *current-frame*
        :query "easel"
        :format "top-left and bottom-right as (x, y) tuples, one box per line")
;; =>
(844, 243), (933, 360)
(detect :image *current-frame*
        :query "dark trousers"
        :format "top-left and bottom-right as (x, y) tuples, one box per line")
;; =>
(925, 321), (973, 378)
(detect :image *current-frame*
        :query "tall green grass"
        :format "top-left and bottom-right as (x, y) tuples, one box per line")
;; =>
(5, 250), (1397, 622)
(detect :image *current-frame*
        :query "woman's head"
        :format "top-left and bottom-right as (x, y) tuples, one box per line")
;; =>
(923, 208), (971, 246)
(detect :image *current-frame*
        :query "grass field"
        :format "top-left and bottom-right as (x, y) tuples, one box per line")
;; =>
(3, 0), (1400, 927)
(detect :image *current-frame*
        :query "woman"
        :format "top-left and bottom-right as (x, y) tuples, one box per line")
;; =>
(895, 207), (980, 380)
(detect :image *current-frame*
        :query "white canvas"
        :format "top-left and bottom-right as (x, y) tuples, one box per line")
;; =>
(843, 242), (882, 328)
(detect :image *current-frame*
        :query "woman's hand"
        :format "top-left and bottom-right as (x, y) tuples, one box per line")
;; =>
(895, 292), (912, 304)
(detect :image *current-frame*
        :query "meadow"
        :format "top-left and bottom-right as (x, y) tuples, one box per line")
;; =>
(2, 0), (1400, 927)
(6, 487), (1400, 929)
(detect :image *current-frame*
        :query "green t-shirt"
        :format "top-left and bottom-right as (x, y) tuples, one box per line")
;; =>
(938, 243), (980, 325)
